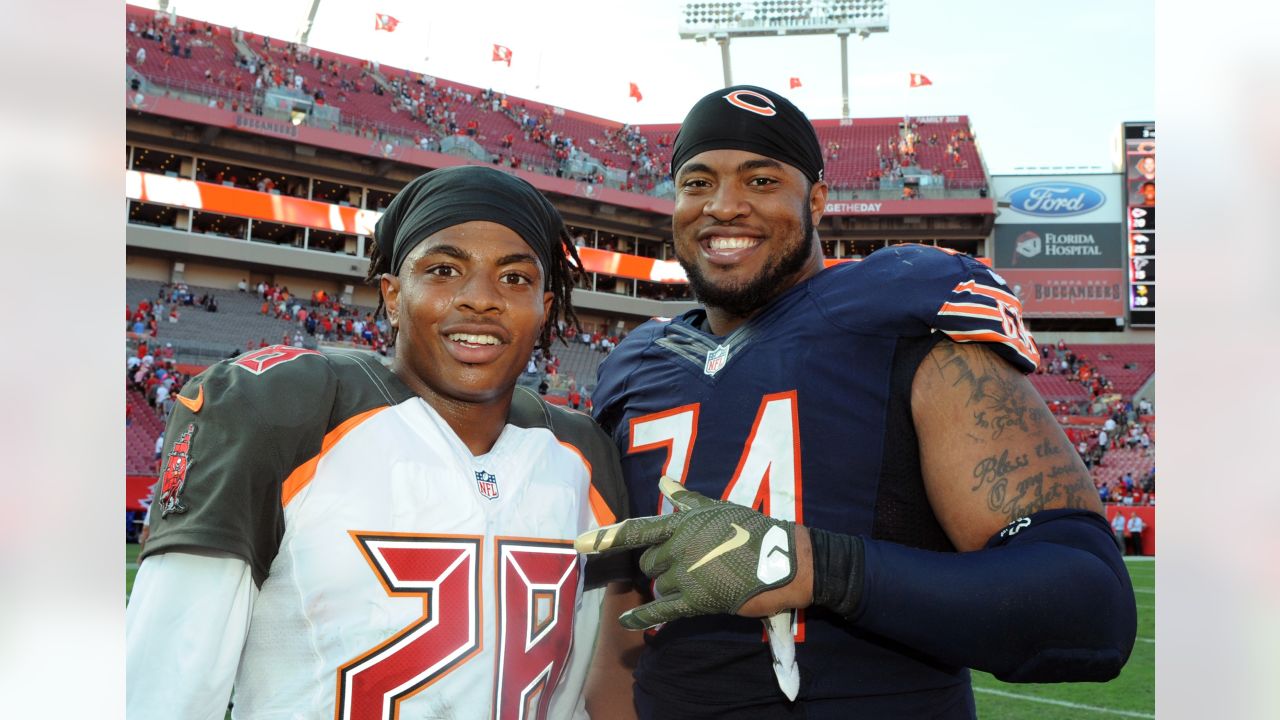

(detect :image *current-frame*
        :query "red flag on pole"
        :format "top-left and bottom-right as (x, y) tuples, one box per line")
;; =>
(909, 73), (933, 88)
(374, 14), (399, 32)
(492, 44), (513, 66)
(789, 77), (802, 89)
(629, 82), (643, 102)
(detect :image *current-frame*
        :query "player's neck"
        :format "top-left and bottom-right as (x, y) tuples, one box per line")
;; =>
(393, 369), (513, 455)
(428, 393), (512, 456)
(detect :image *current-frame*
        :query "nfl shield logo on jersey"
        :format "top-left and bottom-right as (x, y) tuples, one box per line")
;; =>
(475, 471), (499, 500)
(704, 344), (729, 376)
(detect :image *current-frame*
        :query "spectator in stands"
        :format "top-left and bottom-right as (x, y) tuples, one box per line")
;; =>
(1125, 424), (1141, 449)
(136, 47), (146, 65)
(153, 432), (164, 473)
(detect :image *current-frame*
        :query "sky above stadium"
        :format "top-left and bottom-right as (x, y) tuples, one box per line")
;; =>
(133, 0), (1154, 174)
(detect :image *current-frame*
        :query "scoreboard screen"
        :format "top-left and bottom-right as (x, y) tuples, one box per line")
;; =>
(1124, 122), (1156, 326)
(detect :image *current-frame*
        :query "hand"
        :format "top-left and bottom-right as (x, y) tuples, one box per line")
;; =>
(575, 477), (811, 630)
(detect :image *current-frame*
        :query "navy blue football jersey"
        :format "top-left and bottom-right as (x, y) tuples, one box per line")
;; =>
(592, 245), (1039, 718)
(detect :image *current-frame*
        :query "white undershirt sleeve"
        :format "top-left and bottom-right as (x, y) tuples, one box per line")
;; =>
(125, 550), (257, 720)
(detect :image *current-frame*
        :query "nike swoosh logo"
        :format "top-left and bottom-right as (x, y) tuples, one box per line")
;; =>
(689, 523), (749, 572)
(176, 385), (204, 413)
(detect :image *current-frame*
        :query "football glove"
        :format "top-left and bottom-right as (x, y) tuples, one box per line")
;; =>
(575, 476), (798, 630)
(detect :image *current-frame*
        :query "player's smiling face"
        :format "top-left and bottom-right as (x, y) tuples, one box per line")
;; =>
(672, 148), (827, 320)
(382, 220), (552, 406)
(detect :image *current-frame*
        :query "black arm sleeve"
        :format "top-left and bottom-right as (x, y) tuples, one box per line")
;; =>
(810, 508), (1137, 683)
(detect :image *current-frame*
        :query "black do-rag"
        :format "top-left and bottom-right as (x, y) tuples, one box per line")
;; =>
(670, 85), (824, 184)
(374, 165), (565, 285)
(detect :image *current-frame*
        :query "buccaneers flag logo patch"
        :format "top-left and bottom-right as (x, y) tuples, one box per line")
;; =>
(159, 423), (196, 517)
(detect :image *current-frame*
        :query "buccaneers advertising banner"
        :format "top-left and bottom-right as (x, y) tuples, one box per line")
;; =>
(996, 268), (1126, 318)
(990, 174), (1125, 317)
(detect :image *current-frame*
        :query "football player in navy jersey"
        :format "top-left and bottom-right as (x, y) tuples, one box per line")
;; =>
(579, 86), (1137, 719)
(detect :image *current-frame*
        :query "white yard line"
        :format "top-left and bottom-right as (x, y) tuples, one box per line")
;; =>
(973, 687), (1154, 718)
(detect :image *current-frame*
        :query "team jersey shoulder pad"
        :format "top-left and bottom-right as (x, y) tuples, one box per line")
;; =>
(143, 346), (341, 584)
(319, 348), (414, 423)
(509, 387), (629, 523)
(811, 245), (1039, 372)
(592, 317), (670, 433)
(197, 345), (342, 428)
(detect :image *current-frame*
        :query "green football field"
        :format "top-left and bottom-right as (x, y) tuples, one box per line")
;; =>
(125, 546), (1154, 717)
(972, 557), (1155, 718)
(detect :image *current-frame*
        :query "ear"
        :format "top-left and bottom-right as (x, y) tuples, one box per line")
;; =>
(809, 180), (829, 226)
(542, 290), (554, 319)
(380, 273), (402, 328)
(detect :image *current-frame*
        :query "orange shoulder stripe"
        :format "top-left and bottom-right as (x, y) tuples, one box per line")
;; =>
(559, 441), (616, 527)
(281, 406), (388, 507)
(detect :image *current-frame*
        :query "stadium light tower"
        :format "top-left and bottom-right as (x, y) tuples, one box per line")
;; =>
(298, 0), (323, 46)
(678, 0), (889, 119)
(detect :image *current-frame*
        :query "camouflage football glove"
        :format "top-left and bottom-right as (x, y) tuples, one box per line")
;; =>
(575, 476), (797, 630)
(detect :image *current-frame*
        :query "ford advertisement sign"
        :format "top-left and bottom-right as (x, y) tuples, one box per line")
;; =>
(1005, 182), (1106, 217)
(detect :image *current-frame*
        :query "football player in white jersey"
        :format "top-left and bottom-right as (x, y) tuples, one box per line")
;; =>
(126, 165), (631, 720)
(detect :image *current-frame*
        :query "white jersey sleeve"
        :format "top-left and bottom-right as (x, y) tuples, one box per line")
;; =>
(125, 550), (257, 720)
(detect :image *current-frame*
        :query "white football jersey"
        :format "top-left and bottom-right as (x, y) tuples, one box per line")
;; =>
(234, 397), (605, 720)
(135, 349), (627, 720)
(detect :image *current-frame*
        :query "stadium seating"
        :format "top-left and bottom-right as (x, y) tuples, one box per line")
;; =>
(126, 6), (254, 107)
(812, 120), (986, 193)
(549, 339), (609, 395)
(1090, 446), (1155, 494)
(1027, 373), (1092, 402)
(1069, 344), (1155, 399)
(127, 278), (317, 360)
(124, 4), (987, 193)
(126, 388), (165, 474)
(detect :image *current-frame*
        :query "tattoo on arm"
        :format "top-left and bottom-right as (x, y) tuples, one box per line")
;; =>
(931, 342), (1098, 523)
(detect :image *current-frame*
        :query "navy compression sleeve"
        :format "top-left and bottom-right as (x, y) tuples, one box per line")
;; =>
(809, 509), (1137, 683)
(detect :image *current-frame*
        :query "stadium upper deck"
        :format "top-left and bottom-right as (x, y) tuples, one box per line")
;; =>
(125, 4), (1159, 340)
(124, 4), (989, 202)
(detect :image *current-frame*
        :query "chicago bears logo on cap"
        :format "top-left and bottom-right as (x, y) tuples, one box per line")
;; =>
(722, 89), (777, 117)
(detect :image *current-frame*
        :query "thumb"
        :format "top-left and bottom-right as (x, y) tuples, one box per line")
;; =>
(619, 593), (694, 630)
